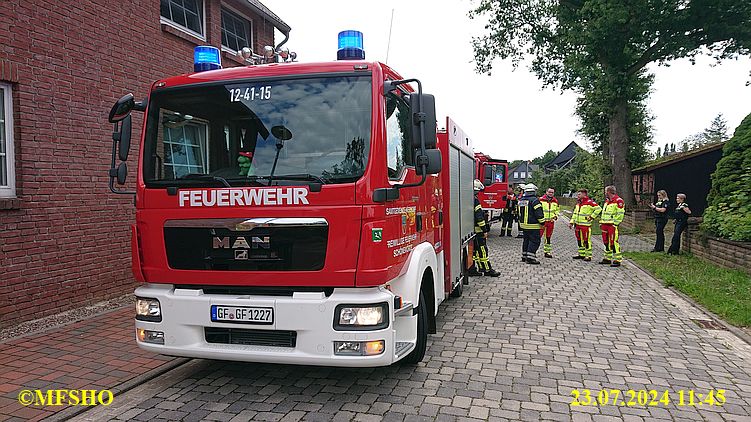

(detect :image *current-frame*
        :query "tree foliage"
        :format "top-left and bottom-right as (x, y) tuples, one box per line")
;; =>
(470, 0), (751, 206)
(531, 147), (606, 203)
(531, 149), (558, 166)
(702, 112), (751, 241)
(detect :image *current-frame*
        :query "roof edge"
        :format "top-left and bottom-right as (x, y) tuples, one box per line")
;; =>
(632, 142), (725, 173)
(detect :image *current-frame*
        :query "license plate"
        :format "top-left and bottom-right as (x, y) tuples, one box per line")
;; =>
(210, 305), (273, 324)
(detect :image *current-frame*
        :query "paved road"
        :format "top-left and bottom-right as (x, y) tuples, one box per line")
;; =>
(74, 220), (751, 422)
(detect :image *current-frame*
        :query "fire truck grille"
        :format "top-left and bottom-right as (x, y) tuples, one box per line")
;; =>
(205, 328), (297, 348)
(164, 226), (327, 271)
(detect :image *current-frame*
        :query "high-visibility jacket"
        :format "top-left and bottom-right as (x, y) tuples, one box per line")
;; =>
(474, 197), (489, 234)
(539, 195), (559, 222)
(518, 193), (544, 229)
(600, 194), (625, 225)
(572, 197), (602, 226)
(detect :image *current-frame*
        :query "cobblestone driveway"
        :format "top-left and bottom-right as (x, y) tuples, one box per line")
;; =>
(74, 220), (751, 422)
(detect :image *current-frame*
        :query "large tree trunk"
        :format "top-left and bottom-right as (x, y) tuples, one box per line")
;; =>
(608, 99), (635, 205)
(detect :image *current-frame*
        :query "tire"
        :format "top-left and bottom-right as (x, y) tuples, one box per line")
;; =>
(450, 278), (463, 298)
(402, 289), (428, 364)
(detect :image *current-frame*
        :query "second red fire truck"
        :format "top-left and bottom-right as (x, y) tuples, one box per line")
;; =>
(106, 32), (479, 367)
(474, 152), (509, 223)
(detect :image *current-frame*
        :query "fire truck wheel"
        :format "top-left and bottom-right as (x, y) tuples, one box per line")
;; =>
(402, 288), (428, 364)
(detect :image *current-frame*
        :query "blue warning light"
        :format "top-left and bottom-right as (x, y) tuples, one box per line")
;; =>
(194, 46), (222, 72)
(337, 30), (365, 60)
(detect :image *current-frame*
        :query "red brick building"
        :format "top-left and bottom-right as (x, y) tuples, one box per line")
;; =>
(0, 0), (290, 326)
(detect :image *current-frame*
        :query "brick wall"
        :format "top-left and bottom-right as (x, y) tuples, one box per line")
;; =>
(684, 221), (751, 275)
(0, 0), (279, 326)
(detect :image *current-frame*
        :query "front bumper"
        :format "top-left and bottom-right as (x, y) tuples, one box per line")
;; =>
(134, 283), (416, 367)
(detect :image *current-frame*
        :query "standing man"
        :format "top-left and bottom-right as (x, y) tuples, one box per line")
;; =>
(569, 189), (602, 262)
(469, 179), (501, 277)
(518, 184), (544, 264)
(499, 189), (518, 237)
(599, 185), (626, 267)
(539, 187), (560, 258)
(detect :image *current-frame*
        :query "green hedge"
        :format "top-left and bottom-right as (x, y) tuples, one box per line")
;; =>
(702, 112), (751, 241)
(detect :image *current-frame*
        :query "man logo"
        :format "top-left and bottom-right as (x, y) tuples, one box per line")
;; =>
(213, 236), (271, 249)
(234, 250), (249, 260)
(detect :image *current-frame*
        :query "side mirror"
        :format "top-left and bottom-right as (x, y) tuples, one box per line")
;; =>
(109, 93), (135, 123)
(118, 115), (132, 161)
(409, 93), (437, 150)
(117, 162), (128, 185)
(415, 149), (442, 176)
(483, 165), (493, 185)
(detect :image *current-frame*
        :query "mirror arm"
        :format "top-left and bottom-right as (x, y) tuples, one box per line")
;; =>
(133, 98), (148, 112)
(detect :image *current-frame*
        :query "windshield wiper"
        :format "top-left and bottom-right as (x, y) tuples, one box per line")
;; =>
(177, 174), (232, 187)
(249, 174), (329, 185)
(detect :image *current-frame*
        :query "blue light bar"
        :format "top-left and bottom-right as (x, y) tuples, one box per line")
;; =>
(194, 46), (222, 72)
(337, 30), (365, 60)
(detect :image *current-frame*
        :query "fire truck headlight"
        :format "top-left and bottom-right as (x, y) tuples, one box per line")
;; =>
(136, 297), (162, 322)
(334, 303), (388, 330)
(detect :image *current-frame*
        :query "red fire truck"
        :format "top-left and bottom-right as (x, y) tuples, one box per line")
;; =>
(106, 34), (476, 367)
(474, 152), (509, 222)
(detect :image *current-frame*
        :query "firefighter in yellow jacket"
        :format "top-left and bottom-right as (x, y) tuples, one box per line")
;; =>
(469, 180), (501, 277)
(599, 185), (626, 267)
(539, 187), (560, 258)
(569, 188), (602, 261)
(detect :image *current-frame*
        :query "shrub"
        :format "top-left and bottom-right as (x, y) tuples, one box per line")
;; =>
(702, 112), (751, 241)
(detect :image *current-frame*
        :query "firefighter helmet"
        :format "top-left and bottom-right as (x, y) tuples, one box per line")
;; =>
(473, 179), (485, 191)
(525, 183), (538, 192)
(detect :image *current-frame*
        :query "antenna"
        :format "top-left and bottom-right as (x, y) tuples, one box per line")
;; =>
(385, 8), (394, 63)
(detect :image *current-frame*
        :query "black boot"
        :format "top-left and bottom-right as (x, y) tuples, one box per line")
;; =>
(599, 259), (611, 265)
(468, 267), (482, 277)
(485, 269), (501, 277)
(526, 257), (541, 265)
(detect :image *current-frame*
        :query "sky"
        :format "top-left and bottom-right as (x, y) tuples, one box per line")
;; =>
(262, 0), (751, 162)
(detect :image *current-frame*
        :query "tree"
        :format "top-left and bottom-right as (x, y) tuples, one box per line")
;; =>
(531, 149), (558, 166)
(470, 0), (751, 206)
(703, 113), (730, 144)
(702, 112), (751, 241)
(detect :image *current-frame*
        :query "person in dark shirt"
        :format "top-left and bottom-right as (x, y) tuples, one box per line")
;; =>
(649, 189), (670, 252)
(667, 193), (691, 255)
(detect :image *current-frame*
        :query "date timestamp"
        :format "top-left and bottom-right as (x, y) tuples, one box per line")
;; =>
(570, 389), (726, 407)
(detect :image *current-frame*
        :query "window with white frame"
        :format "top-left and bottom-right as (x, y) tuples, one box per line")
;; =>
(513, 172), (519, 179)
(160, 0), (204, 37)
(163, 120), (209, 179)
(0, 83), (15, 198)
(520, 171), (526, 178)
(221, 8), (252, 52)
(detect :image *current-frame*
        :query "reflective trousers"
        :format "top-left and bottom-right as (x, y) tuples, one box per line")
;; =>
(500, 212), (514, 236)
(574, 225), (592, 258)
(472, 234), (493, 271)
(600, 223), (621, 261)
(540, 220), (555, 254)
(522, 229), (541, 260)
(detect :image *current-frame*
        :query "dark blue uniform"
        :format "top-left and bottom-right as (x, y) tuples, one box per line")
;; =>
(518, 191), (544, 263)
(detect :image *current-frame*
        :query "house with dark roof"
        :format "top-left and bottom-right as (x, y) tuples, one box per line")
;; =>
(544, 141), (581, 171)
(632, 142), (725, 216)
(508, 162), (539, 187)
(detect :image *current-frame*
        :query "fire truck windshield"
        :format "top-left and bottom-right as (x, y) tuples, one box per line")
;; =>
(142, 75), (372, 187)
